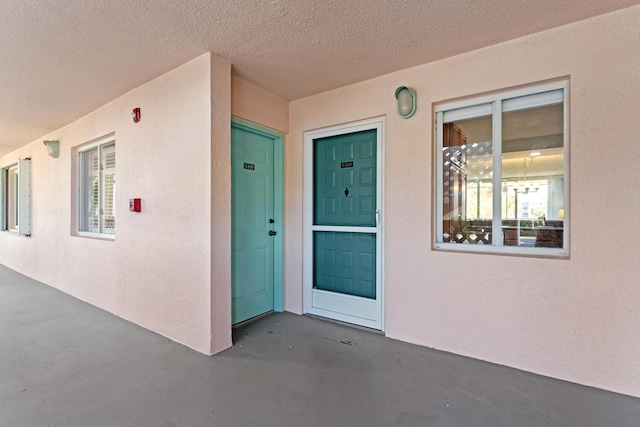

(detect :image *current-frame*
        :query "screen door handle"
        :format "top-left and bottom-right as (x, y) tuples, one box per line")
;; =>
(376, 209), (380, 226)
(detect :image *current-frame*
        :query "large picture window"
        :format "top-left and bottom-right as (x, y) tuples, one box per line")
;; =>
(0, 159), (31, 236)
(78, 137), (116, 237)
(435, 82), (567, 256)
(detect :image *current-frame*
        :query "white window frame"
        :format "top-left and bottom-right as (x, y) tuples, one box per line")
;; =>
(434, 81), (569, 257)
(77, 136), (116, 239)
(0, 159), (31, 236)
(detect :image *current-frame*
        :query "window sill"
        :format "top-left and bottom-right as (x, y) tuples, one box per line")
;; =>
(75, 232), (115, 241)
(433, 242), (568, 259)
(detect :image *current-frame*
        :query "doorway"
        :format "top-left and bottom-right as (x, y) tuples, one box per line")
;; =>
(304, 118), (384, 330)
(231, 119), (284, 324)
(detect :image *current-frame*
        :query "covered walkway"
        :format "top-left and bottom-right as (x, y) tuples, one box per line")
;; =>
(1, 264), (639, 426)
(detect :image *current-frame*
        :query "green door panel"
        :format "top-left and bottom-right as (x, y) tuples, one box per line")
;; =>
(232, 123), (275, 324)
(312, 129), (378, 300)
(313, 231), (376, 299)
(313, 129), (377, 227)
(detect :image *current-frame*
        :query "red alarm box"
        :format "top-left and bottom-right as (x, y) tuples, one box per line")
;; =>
(129, 198), (141, 212)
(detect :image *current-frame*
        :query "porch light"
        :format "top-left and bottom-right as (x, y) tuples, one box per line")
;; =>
(395, 86), (416, 119)
(43, 140), (59, 158)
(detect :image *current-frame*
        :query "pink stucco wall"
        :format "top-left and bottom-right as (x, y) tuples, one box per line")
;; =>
(210, 55), (233, 354)
(0, 53), (228, 354)
(231, 76), (289, 134)
(287, 6), (640, 397)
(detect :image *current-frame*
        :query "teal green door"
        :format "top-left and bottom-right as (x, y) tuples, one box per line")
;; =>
(232, 123), (277, 324)
(313, 129), (377, 299)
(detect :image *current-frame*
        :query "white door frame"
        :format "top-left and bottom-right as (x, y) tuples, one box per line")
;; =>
(303, 117), (385, 331)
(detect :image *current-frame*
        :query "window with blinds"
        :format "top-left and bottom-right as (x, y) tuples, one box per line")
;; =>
(0, 159), (31, 236)
(78, 138), (116, 237)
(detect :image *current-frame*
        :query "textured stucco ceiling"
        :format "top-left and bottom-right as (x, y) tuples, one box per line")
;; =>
(1, 0), (639, 155)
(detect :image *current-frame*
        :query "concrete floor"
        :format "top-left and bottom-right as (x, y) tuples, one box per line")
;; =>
(1, 265), (639, 427)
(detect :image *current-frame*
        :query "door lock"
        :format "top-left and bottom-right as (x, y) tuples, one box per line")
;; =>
(269, 231), (277, 236)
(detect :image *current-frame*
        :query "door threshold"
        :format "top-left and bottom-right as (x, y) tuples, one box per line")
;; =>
(232, 311), (275, 329)
(305, 313), (385, 335)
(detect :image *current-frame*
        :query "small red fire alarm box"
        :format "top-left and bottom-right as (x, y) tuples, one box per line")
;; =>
(129, 198), (141, 212)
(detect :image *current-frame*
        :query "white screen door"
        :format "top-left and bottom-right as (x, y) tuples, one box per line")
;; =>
(304, 118), (384, 330)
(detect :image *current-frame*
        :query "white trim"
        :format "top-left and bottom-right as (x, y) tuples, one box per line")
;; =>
(491, 100), (503, 246)
(433, 242), (567, 257)
(435, 81), (567, 114)
(304, 117), (385, 331)
(77, 231), (116, 240)
(443, 103), (492, 123)
(311, 225), (377, 233)
(310, 289), (379, 329)
(0, 165), (4, 232)
(77, 132), (116, 153)
(502, 89), (563, 112)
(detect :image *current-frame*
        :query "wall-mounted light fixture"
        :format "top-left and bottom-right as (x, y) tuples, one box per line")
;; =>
(512, 157), (539, 194)
(395, 86), (416, 119)
(43, 140), (59, 158)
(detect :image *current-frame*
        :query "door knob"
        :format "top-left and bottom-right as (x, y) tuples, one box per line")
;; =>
(269, 231), (277, 236)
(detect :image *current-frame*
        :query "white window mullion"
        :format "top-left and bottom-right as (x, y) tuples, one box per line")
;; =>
(492, 100), (503, 246)
(77, 150), (88, 233)
(98, 144), (104, 234)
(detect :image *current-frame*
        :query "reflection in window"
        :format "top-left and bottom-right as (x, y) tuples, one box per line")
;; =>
(436, 83), (567, 254)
